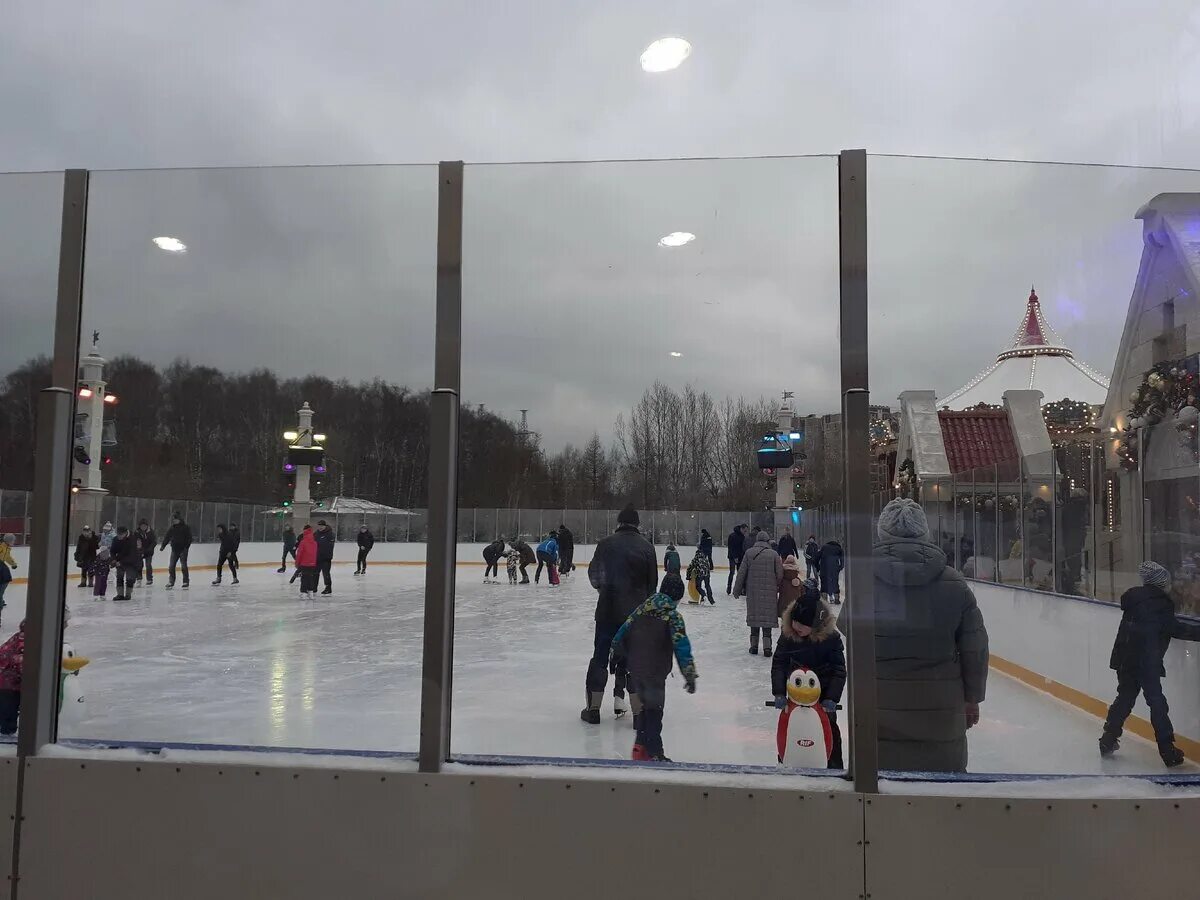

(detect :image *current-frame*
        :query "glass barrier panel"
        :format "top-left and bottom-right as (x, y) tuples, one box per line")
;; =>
(453, 156), (842, 773)
(54, 164), (437, 752)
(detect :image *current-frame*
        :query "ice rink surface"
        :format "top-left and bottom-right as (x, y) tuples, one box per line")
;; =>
(4, 561), (1192, 776)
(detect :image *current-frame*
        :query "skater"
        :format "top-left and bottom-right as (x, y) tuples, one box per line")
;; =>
(817, 538), (844, 602)
(1099, 561), (1200, 767)
(505, 543), (521, 584)
(582, 504), (658, 723)
(726, 524), (747, 595)
(99, 521), (115, 553)
(698, 528), (714, 565)
(803, 535), (820, 579)
(278, 525), (297, 573)
(734, 531), (782, 656)
(229, 524), (241, 572)
(160, 511), (192, 589)
(777, 529), (799, 562)
(611, 573), (697, 763)
(0, 535), (16, 624)
(874, 498), (989, 773)
(110, 525), (139, 601)
(513, 538), (535, 584)
(212, 525), (240, 585)
(135, 520), (156, 585)
(482, 537), (506, 583)
(0, 622), (24, 735)
(772, 592), (846, 768)
(535, 531), (559, 585)
(355, 525), (375, 575)
(663, 544), (681, 576)
(91, 547), (112, 599)
(315, 520), (335, 595)
(74, 525), (99, 587)
(295, 525), (319, 599)
(557, 523), (575, 576)
(685, 547), (714, 605)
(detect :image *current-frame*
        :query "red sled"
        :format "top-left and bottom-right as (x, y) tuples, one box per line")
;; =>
(548, 565), (560, 586)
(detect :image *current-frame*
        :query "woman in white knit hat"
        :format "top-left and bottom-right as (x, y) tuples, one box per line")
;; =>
(1100, 560), (1200, 767)
(873, 498), (990, 773)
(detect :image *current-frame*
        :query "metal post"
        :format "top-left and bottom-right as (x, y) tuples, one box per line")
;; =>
(994, 465), (1001, 582)
(419, 161), (463, 773)
(838, 150), (877, 794)
(20, 170), (89, 756)
(1090, 440), (1099, 598)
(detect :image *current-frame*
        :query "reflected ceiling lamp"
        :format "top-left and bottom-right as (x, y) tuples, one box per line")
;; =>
(640, 37), (691, 73)
(658, 231), (695, 247)
(152, 236), (187, 253)
(669, 351), (683, 358)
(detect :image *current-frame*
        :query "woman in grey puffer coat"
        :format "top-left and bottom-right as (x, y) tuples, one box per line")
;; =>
(874, 499), (989, 773)
(733, 531), (783, 656)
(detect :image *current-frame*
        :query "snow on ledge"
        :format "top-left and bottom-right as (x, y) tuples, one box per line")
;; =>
(880, 776), (1200, 799)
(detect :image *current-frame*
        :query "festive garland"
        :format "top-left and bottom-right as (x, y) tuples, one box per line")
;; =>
(1116, 358), (1199, 471)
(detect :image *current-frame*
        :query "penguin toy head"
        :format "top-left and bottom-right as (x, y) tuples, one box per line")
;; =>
(786, 668), (821, 707)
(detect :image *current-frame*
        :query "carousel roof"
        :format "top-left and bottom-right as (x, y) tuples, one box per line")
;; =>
(939, 288), (1110, 409)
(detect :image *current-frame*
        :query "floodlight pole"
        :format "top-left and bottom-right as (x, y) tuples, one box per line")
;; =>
(292, 402), (315, 528)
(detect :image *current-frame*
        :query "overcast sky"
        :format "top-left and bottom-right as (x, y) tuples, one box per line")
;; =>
(3, 1), (1200, 448)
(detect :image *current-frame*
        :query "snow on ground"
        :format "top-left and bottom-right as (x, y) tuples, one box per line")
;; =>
(1, 561), (1192, 777)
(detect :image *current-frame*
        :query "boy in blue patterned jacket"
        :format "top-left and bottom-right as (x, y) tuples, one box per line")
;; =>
(611, 573), (697, 762)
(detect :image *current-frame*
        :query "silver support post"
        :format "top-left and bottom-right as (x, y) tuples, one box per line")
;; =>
(20, 169), (89, 756)
(838, 150), (878, 794)
(419, 161), (463, 773)
(994, 465), (1001, 583)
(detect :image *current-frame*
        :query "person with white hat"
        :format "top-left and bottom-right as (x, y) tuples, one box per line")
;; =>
(873, 498), (989, 773)
(1100, 561), (1200, 767)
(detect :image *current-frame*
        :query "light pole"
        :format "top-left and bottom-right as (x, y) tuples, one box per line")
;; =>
(283, 402), (326, 531)
(71, 336), (118, 532)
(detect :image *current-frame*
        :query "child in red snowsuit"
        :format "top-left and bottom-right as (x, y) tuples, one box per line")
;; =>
(0, 623), (25, 735)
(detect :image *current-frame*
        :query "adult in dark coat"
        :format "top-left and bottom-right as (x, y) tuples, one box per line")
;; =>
(279, 525), (297, 573)
(314, 520), (335, 595)
(777, 530), (799, 562)
(772, 593), (847, 768)
(873, 499), (989, 773)
(726, 525), (747, 595)
(512, 539), (536, 584)
(733, 532), (783, 655)
(213, 525), (240, 585)
(74, 526), (100, 587)
(159, 512), (193, 589)
(818, 539), (844, 601)
(557, 524), (575, 576)
(581, 505), (658, 723)
(482, 538), (506, 582)
(109, 526), (139, 601)
(698, 529), (714, 564)
(135, 520), (157, 585)
(1100, 562), (1200, 766)
(355, 525), (376, 575)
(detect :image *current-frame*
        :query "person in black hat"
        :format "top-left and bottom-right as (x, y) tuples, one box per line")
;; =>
(314, 520), (335, 595)
(581, 504), (658, 723)
(771, 592), (846, 768)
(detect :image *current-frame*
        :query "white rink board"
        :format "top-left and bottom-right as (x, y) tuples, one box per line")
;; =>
(17, 754), (865, 900)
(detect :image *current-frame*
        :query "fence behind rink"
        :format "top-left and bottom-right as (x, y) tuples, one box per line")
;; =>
(1, 488), (763, 547)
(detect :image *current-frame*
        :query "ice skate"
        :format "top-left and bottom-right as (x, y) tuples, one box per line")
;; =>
(1098, 732), (1119, 758)
(277, 567), (286, 574)
(649, 754), (672, 763)
(763, 646), (773, 658)
(1160, 745), (1185, 767)
(212, 578), (222, 585)
(321, 587), (332, 596)
(165, 581), (174, 590)
(232, 577), (239, 585)
(613, 695), (628, 719)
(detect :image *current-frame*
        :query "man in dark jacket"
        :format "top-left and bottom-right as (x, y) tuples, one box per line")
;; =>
(726, 524), (747, 595)
(481, 537), (506, 582)
(75, 525), (100, 587)
(698, 529), (714, 564)
(110, 526), (139, 601)
(873, 499), (989, 773)
(160, 512), (193, 589)
(135, 520), (157, 585)
(512, 539), (535, 584)
(772, 593), (847, 768)
(279, 525), (297, 574)
(212, 525), (240, 585)
(355, 525), (376, 576)
(818, 539), (844, 602)
(582, 505), (658, 724)
(777, 529), (799, 562)
(1100, 561), (1200, 767)
(557, 524), (575, 576)
(315, 520), (335, 595)
(803, 535), (820, 579)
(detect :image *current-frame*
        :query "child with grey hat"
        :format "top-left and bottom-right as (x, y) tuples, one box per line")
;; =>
(1100, 561), (1200, 767)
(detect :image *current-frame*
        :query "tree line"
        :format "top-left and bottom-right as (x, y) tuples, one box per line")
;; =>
(0, 355), (833, 510)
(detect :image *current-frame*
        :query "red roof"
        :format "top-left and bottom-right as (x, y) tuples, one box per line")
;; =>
(937, 408), (1019, 474)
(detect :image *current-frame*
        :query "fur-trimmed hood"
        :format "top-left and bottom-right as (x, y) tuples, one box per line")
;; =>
(781, 597), (837, 642)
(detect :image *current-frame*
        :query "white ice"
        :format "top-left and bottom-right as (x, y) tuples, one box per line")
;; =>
(2, 561), (1193, 777)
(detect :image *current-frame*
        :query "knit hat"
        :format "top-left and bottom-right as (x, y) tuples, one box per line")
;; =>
(617, 504), (640, 527)
(659, 573), (685, 603)
(1, 534), (13, 546)
(795, 596), (822, 629)
(1139, 561), (1172, 590)
(877, 498), (930, 541)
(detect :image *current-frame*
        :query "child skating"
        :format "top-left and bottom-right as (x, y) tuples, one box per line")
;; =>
(91, 547), (112, 599)
(610, 573), (697, 763)
(685, 549), (713, 605)
(506, 544), (521, 585)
